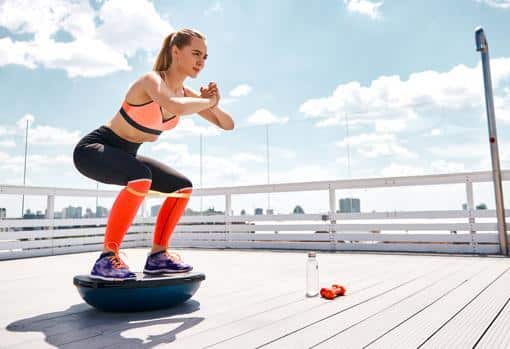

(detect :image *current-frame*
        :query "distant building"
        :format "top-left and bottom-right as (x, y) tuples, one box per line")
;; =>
(0, 208), (6, 219)
(339, 198), (360, 213)
(84, 208), (95, 218)
(96, 206), (109, 217)
(151, 204), (162, 217)
(254, 208), (263, 215)
(63, 206), (82, 219)
(462, 203), (488, 210)
(293, 205), (305, 214)
(266, 209), (274, 215)
(23, 209), (45, 219)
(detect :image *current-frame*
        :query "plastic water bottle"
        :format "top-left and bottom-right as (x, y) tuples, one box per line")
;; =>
(306, 251), (319, 297)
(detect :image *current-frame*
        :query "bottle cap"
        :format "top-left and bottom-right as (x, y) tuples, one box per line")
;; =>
(308, 251), (316, 258)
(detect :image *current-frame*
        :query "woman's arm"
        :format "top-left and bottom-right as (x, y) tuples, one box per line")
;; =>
(140, 72), (217, 116)
(184, 86), (235, 130)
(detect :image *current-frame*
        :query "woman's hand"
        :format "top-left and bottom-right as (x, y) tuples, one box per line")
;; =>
(200, 82), (220, 109)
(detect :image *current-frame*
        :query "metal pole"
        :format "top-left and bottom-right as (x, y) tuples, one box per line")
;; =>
(475, 27), (508, 256)
(200, 133), (203, 214)
(266, 124), (271, 212)
(21, 119), (29, 218)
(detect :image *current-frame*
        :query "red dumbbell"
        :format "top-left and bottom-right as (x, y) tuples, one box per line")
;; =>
(320, 284), (346, 300)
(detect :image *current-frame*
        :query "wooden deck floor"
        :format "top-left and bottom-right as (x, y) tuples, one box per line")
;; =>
(1, 248), (510, 348)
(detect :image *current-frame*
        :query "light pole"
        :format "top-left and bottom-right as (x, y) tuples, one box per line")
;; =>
(265, 124), (271, 212)
(21, 119), (29, 218)
(475, 27), (508, 256)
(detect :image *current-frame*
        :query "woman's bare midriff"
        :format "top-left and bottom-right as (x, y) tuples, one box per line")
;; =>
(105, 112), (159, 143)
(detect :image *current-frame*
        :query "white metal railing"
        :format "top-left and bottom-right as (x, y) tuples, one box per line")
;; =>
(1, 170), (509, 260)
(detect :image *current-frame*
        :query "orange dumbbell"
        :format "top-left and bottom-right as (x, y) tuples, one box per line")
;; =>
(320, 284), (346, 300)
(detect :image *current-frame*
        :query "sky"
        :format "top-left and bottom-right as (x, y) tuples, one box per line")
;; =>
(1, 0), (510, 217)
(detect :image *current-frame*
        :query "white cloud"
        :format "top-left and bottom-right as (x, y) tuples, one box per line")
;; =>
(374, 118), (409, 133)
(300, 58), (510, 130)
(229, 84), (252, 97)
(0, 0), (172, 77)
(159, 118), (221, 140)
(204, 2), (224, 15)
(28, 125), (81, 145)
(0, 151), (73, 175)
(95, 0), (173, 57)
(150, 141), (248, 186)
(477, 0), (510, 9)
(494, 92), (510, 122)
(0, 140), (15, 148)
(232, 152), (265, 163)
(246, 109), (289, 126)
(344, 0), (383, 19)
(430, 128), (441, 136)
(13, 114), (82, 145)
(427, 143), (489, 159)
(336, 133), (416, 159)
(381, 160), (466, 177)
(16, 114), (35, 129)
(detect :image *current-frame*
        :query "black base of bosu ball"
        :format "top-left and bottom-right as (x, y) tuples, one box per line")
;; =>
(73, 272), (205, 312)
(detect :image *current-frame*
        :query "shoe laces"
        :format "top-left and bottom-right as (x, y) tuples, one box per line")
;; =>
(107, 251), (128, 269)
(163, 250), (182, 262)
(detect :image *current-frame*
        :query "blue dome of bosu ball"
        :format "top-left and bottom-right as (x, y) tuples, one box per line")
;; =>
(73, 272), (205, 312)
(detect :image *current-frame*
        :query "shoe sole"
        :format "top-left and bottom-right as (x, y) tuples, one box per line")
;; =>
(143, 268), (192, 275)
(89, 274), (137, 281)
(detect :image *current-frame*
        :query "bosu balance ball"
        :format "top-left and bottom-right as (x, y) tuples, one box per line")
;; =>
(73, 272), (205, 312)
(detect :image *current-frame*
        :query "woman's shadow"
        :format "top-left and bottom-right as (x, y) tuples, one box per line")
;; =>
(7, 300), (203, 348)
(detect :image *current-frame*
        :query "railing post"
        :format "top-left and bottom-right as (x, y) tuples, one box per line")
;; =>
(46, 194), (55, 255)
(465, 178), (477, 252)
(225, 193), (232, 248)
(476, 27), (508, 256)
(329, 185), (337, 250)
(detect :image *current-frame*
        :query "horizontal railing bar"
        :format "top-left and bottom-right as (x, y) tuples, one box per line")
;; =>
(1, 170), (509, 197)
(0, 226), (150, 240)
(170, 232), (499, 243)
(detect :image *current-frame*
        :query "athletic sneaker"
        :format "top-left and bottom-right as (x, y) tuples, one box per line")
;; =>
(143, 250), (193, 274)
(90, 251), (136, 281)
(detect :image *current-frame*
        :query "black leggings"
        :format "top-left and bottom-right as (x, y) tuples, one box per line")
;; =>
(73, 126), (192, 193)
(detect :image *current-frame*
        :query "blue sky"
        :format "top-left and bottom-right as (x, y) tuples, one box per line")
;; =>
(1, 0), (510, 216)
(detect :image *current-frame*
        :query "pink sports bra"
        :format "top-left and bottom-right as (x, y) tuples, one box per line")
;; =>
(119, 78), (184, 135)
(119, 100), (180, 135)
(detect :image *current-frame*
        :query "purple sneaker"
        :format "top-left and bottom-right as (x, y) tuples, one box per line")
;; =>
(90, 251), (136, 281)
(144, 250), (193, 274)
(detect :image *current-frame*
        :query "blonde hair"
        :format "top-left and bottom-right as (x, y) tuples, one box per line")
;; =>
(153, 28), (206, 71)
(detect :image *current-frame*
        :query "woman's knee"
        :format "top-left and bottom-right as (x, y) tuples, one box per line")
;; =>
(180, 177), (193, 190)
(127, 165), (153, 184)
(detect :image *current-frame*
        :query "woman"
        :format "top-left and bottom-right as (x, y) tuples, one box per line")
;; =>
(73, 28), (234, 281)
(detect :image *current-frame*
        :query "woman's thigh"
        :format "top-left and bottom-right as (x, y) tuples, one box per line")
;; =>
(74, 143), (152, 186)
(136, 155), (192, 193)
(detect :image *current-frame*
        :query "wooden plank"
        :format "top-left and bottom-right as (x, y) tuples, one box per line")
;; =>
(367, 263), (510, 349)
(462, 297), (510, 349)
(164, 258), (454, 348)
(204, 260), (470, 348)
(2, 251), (396, 347)
(308, 262), (492, 348)
(420, 267), (510, 348)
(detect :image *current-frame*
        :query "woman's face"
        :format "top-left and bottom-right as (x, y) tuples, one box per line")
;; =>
(173, 37), (208, 78)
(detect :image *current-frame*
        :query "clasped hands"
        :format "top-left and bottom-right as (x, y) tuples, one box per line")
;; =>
(200, 82), (220, 109)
